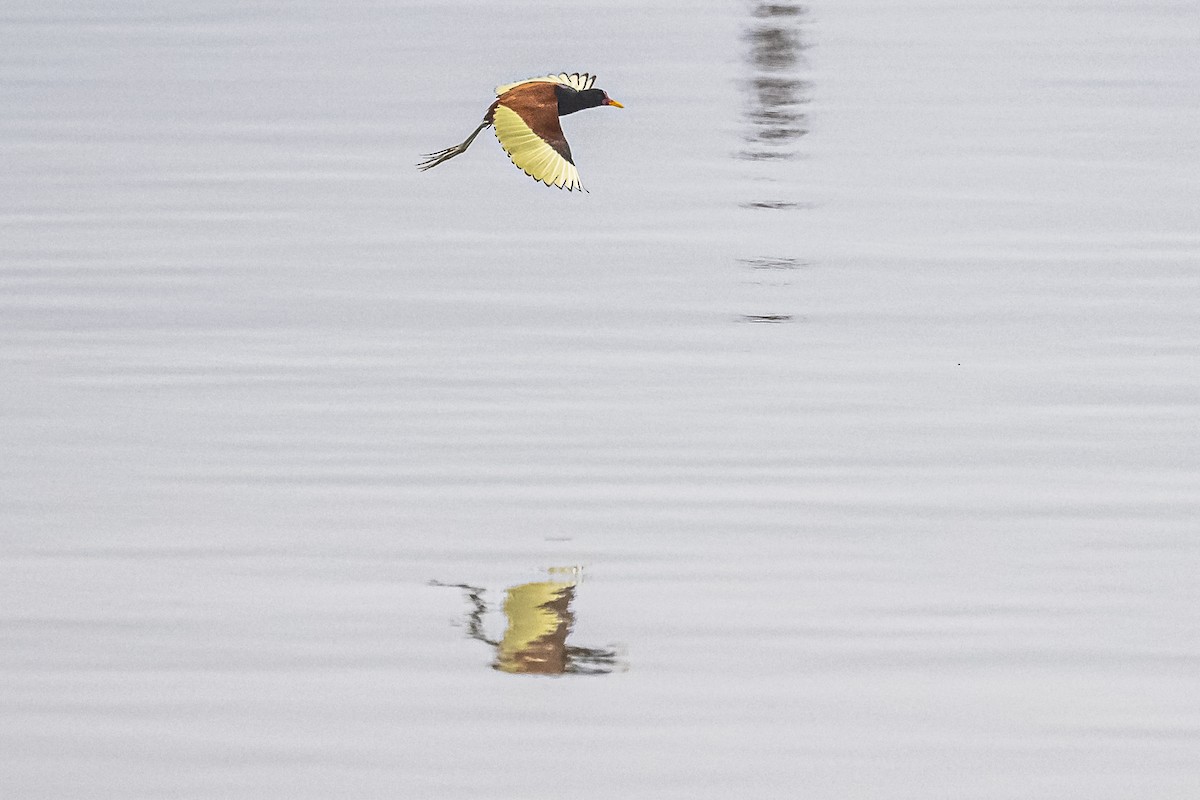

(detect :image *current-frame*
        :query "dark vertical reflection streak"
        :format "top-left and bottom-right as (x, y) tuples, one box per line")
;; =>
(740, 2), (812, 162)
(735, 2), (814, 323)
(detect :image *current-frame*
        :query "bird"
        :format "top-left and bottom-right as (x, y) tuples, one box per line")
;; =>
(417, 72), (623, 192)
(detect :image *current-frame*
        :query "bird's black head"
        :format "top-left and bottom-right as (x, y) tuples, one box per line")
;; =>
(556, 86), (624, 116)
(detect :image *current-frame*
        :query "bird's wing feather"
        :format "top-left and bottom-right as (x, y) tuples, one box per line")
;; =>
(492, 105), (584, 191)
(494, 72), (596, 97)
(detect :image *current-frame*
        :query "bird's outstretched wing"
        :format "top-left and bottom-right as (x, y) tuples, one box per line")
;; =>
(492, 105), (584, 191)
(494, 72), (596, 97)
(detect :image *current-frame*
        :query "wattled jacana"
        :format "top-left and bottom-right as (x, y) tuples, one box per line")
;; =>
(417, 73), (623, 192)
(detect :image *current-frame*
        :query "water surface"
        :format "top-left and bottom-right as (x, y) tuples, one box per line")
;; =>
(2, 1), (1199, 797)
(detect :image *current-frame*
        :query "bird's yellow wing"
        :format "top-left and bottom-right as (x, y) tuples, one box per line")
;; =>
(492, 105), (584, 191)
(494, 72), (596, 97)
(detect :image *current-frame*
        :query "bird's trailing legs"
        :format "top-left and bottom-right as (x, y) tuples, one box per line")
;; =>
(417, 120), (490, 171)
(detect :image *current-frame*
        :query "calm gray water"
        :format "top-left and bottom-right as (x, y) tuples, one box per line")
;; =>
(3, 0), (1199, 797)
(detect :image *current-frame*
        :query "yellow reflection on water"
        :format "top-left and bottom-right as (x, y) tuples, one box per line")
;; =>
(433, 567), (622, 676)
(496, 576), (574, 674)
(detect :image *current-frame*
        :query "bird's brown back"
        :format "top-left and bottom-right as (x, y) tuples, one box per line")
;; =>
(489, 82), (574, 164)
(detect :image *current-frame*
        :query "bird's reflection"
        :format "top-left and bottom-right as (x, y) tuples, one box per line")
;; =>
(432, 568), (622, 676)
(741, 2), (811, 161)
(736, 1), (813, 321)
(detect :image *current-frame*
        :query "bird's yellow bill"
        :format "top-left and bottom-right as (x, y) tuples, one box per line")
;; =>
(607, 98), (624, 108)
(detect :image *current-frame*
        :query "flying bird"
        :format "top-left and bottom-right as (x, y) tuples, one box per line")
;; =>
(417, 73), (623, 191)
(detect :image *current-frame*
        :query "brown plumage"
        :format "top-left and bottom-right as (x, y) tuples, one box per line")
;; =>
(498, 83), (573, 164)
(418, 73), (623, 191)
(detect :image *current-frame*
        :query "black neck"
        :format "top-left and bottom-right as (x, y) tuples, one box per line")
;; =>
(556, 86), (605, 116)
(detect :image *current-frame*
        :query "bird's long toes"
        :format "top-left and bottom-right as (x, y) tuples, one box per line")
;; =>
(416, 146), (462, 170)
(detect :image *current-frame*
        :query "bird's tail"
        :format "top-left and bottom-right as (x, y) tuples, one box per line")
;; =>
(417, 121), (490, 171)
